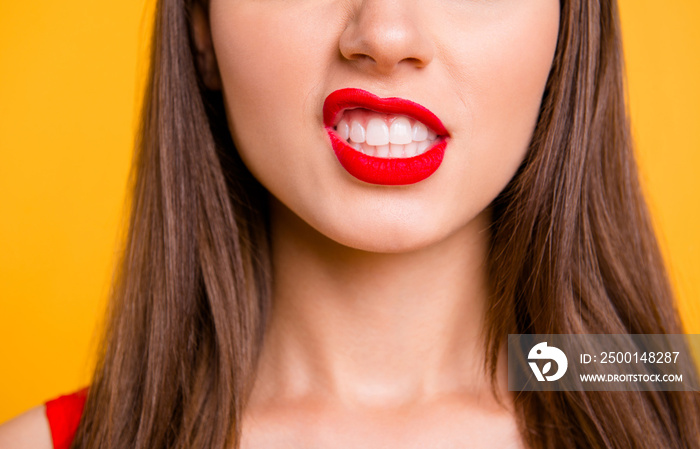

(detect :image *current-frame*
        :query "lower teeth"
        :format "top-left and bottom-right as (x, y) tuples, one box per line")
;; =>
(347, 139), (433, 158)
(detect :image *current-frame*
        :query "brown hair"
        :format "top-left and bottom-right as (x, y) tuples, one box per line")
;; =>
(71, 0), (700, 447)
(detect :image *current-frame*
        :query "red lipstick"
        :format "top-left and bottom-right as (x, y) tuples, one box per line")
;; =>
(323, 88), (449, 185)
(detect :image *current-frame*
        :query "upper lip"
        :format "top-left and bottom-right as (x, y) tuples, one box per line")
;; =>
(323, 88), (449, 137)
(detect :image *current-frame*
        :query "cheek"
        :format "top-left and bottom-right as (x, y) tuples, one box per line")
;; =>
(208, 2), (337, 178)
(209, 3), (321, 101)
(477, 3), (559, 140)
(444, 0), (560, 188)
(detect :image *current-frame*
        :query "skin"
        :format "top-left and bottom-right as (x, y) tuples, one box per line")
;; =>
(0, 0), (559, 447)
(201, 0), (560, 447)
(0, 406), (52, 448)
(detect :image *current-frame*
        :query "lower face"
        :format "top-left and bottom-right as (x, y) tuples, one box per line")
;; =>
(209, 0), (560, 253)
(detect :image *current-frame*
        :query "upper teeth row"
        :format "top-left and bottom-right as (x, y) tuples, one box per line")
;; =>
(335, 111), (438, 146)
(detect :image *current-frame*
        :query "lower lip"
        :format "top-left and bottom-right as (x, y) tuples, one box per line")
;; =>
(326, 130), (447, 185)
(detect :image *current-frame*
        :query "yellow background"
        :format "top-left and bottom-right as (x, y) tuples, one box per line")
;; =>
(1, 0), (698, 423)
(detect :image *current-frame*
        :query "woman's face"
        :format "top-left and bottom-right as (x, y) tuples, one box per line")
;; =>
(205, 0), (560, 252)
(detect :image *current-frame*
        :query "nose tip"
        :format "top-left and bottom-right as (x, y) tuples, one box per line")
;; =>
(339, 0), (435, 75)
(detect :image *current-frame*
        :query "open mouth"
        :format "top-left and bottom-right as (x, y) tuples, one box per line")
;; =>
(323, 88), (450, 186)
(332, 108), (440, 159)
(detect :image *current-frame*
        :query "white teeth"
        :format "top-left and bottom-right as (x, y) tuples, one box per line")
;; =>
(412, 122), (428, 141)
(389, 117), (412, 145)
(389, 144), (404, 158)
(417, 140), (431, 153)
(376, 144), (390, 158)
(336, 110), (440, 159)
(366, 118), (389, 146)
(337, 119), (350, 141)
(404, 141), (418, 158)
(346, 138), (435, 159)
(350, 121), (365, 143)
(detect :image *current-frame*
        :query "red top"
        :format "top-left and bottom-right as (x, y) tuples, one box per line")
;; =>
(44, 388), (88, 449)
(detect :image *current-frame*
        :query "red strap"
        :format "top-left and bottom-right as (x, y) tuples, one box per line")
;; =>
(44, 388), (88, 449)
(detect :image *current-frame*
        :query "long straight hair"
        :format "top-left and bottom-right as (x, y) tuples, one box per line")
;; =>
(72, 0), (700, 447)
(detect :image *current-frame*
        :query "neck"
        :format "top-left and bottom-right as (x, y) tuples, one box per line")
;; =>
(252, 197), (502, 408)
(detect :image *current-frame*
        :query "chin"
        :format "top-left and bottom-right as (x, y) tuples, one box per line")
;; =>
(333, 230), (438, 254)
(308, 210), (460, 255)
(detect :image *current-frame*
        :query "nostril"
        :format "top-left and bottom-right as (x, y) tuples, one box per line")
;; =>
(402, 56), (427, 68)
(337, 4), (434, 74)
(344, 52), (376, 65)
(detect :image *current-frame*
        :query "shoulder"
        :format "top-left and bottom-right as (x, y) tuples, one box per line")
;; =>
(0, 405), (53, 449)
(0, 388), (88, 449)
